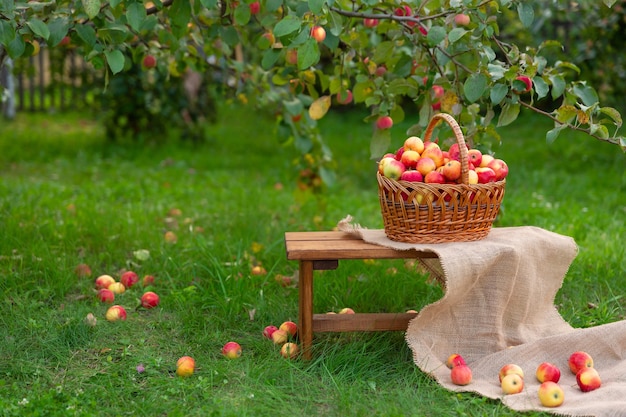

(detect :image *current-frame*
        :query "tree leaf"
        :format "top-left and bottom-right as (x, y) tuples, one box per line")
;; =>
(600, 107), (623, 127)
(573, 84), (599, 106)
(490, 84), (508, 105)
(497, 102), (520, 127)
(104, 49), (125, 74)
(126, 2), (146, 33)
(81, 0), (101, 19)
(234, 2), (251, 26)
(308, 0), (325, 14)
(297, 38), (319, 70)
(370, 128), (391, 160)
(589, 124), (609, 139)
(464, 73), (488, 103)
(47, 17), (70, 46)
(0, 20), (16, 46)
(549, 74), (565, 100)
(448, 27), (467, 44)
(546, 125), (565, 144)
(308, 95), (331, 120)
(273, 15), (301, 37)
(426, 26), (446, 46)
(75, 24), (97, 47)
(26, 18), (49, 40)
(517, 3), (534, 28)
(533, 76), (549, 100)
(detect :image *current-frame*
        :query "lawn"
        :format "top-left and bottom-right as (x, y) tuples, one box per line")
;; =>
(0, 102), (624, 416)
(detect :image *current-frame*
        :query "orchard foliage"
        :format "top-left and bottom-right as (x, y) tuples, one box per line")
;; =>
(1, 0), (624, 187)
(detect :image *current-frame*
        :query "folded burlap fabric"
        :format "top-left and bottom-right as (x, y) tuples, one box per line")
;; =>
(338, 216), (626, 417)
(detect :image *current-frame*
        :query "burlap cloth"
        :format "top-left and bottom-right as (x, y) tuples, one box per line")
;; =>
(338, 216), (626, 417)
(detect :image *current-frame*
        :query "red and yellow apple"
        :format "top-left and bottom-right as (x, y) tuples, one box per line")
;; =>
(383, 159), (406, 180)
(501, 373), (524, 394)
(363, 18), (379, 28)
(400, 150), (420, 169)
(105, 305), (127, 321)
(95, 274), (115, 289)
(404, 136), (424, 154)
(263, 325), (278, 339)
(568, 351), (594, 375)
(499, 363), (524, 382)
(271, 329), (289, 344)
(310, 26), (326, 43)
(576, 367), (601, 392)
(176, 356), (195, 377)
(416, 157), (437, 176)
(108, 282), (126, 295)
(98, 288), (115, 304)
(120, 271), (139, 288)
(400, 170), (423, 182)
(454, 13), (471, 26)
(280, 342), (299, 359)
(450, 364), (472, 385)
(442, 160), (462, 181)
(538, 381), (565, 407)
(536, 362), (561, 383)
(446, 353), (466, 369)
(140, 291), (160, 308)
(142, 274), (155, 286)
(467, 149), (483, 168)
(279, 321), (298, 337)
(376, 115), (393, 130)
(221, 341), (242, 359)
(338, 308), (355, 314)
(475, 167), (496, 184)
(488, 158), (509, 181)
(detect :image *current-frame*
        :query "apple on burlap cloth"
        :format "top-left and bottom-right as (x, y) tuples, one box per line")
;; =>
(338, 216), (626, 417)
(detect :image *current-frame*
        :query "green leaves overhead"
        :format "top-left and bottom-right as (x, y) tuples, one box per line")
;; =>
(464, 74), (488, 103)
(126, 2), (147, 33)
(81, 0), (101, 19)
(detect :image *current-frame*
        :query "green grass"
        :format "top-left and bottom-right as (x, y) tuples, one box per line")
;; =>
(0, 103), (624, 416)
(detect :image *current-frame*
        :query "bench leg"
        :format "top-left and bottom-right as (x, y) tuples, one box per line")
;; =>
(298, 260), (314, 360)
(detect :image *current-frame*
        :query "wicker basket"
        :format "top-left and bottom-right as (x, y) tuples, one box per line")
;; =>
(378, 113), (506, 243)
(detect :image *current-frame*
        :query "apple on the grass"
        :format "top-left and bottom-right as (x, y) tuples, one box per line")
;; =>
(383, 159), (406, 180)
(576, 367), (601, 392)
(400, 150), (420, 169)
(538, 381), (565, 407)
(140, 291), (160, 308)
(221, 342), (242, 359)
(446, 353), (466, 369)
(536, 362), (561, 383)
(108, 282), (126, 295)
(450, 364), (472, 386)
(142, 275), (155, 286)
(263, 325), (278, 339)
(501, 373), (524, 394)
(176, 356), (195, 377)
(404, 136), (424, 154)
(568, 351), (594, 375)
(499, 363), (524, 382)
(280, 342), (299, 359)
(271, 329), (289, 344)
(120, 271), (139, 288)
(279, 321), (298, 337)
(95, 274), (115, 289)
(98, 289), (115, 304)
(105, 305), (127, 322)
(338, 307), (355, 314)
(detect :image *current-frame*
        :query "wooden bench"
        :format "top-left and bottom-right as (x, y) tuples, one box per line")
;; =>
(284, 230), (437, 359)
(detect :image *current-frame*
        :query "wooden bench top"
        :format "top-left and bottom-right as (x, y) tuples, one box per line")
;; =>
(284, 231), (437, 261)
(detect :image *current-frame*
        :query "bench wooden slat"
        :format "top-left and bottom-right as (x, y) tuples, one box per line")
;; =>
(312, 313), (418, 332)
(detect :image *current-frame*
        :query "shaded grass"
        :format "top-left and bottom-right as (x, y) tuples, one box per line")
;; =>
(0, 103), (624, 416)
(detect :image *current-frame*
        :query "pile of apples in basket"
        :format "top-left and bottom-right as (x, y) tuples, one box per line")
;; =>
(378, 135), (508, 185)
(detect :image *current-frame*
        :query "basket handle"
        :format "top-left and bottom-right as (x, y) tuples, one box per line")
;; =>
(422, 113), (469, 185)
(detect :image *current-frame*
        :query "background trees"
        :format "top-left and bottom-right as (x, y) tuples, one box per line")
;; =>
(1, 0), (624, 185)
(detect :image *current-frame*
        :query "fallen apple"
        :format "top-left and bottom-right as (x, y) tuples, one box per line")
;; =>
(97, 288), (115, 304)
(538, 381), (564, 407)
(176, 356), (195, 377)
(221, 341), (242, 359)
(105, 305), (127, 322)
(140, 291), (160, 308)
(280, 342), (299, 359)
(279, 321), (298, 337)
(95, 274), (115, 289)
(446, 353), (466, 369)
(576, 367), (601, 392)
(568, 351), (594, 375)
(120, 271), (139, 288)
(536, 362), (561, 383)
(450, 364), (472, 385)
(501, 373), (524, 394)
